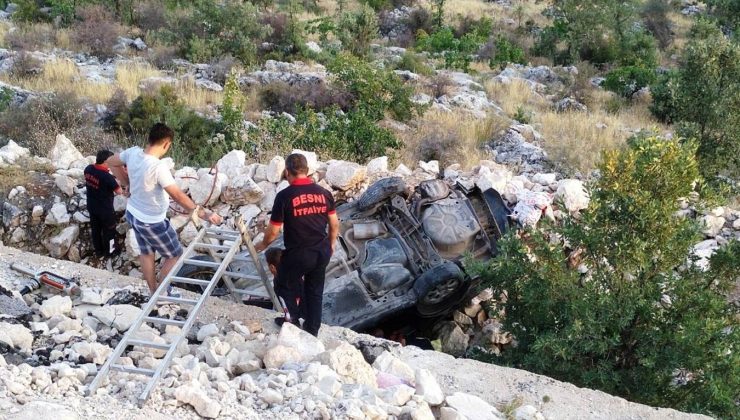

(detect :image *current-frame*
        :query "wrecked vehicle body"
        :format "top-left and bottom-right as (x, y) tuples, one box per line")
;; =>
(179, 177), (511, 330)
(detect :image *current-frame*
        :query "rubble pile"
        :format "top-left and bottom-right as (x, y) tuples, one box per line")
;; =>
(0, 281), (544, 419)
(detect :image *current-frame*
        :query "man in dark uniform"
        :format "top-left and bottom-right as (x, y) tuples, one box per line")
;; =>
(256, 154), (339, 336)
(84, 150), (123, 257)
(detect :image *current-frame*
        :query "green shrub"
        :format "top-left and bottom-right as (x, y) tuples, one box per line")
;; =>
(651, 24), (740, 178)
(327, 53), (421, 122)
(109, 85), (219, 166)
(11, 0), (45, 23)
(336, 5), (379, 58)
(603, 66), (656, 98)
(416, 26), (485, 72)
(259, 81), (353, 114)
(648, 70), (680, 123)
(489, 36), (526, 70)
(474, 136), (739, 418)
(394, 51), (434, 76)
(248, 107), (401, 162)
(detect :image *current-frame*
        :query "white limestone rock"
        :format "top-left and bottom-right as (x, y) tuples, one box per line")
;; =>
(418, 160), (439, 175)
(445, 392), (503, 420)
(54, 175), (77, 196)
(263, 344), (303, 369)
(190, 171), (228, 206)
(366, 156), (389, 175)
(174, 166), (198, 193)
(45, 202), (70, 225)
(197, 323), (219, 341)
(259, 181), (277, 211)
(532, 172), (557, 185)
(216, 150), (247, 180)
(381, 384), (416, 406)
(414, 368), (444, 405)
(39, 295), (73, 319)
(373, 351), (415, 385)
(276, 322), (325, 361)
(0, 322), (33, 352)
(220, 176), (264, 205)
(514, 405), (545, 420)
(318, 342), (376, 388)
(125, 228), (141, 257)
(48, 134), (84, 170)
(70, 342), (112, 364)
(266, 155), (286, 183)
(326, 160), (367, 190)
(43, 225), (79, 258)
(555, 179), (590, 212)
(91, 304), (141, 332)
(259, 388), (284, 405)
(6, 401), (79, 420)
(700, 215), (725, 237)
(395, 164), (413, 177)
(174, 384), (222, 418)
(0, 140), (30, 165)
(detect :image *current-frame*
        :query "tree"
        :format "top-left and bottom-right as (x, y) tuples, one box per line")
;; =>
(336, 5), (379, 58)
(651, 21), (740, 178)
(474, 136), (739, 418)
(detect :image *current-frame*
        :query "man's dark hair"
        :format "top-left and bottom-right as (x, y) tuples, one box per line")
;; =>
(95, 149), (114, 165)
(285, 153), (308, 177)
(265, 247), (283, 268)
(148, 123), (175, 145)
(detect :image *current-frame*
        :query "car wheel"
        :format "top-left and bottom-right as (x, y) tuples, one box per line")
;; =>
(356, 177), (406, 212)
(413, 261), (469, 317)
(176, 255), (229, 296)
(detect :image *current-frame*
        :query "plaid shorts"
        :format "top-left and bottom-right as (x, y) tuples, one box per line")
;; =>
(125, 211), (183, 258)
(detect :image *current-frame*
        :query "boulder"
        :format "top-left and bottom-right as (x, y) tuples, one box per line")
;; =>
(197, 323), (219, 341)
(220, 176), (264, 206)
(71, 342), (112, 364)
(366, 156), (389, 175)
(555, 179), (590, 212)
(2, 202), (23, 228)
(0, 140), (30, 165)
(380, 384), (416, 406)
(0, 322), (33, 352)
(196, 79), (223, 92)
(511, 190), (551, 227)
(44, 225), (79, 258)
(48, 134), (84, 170)
(259, 388), (284, 405)
(415, 368), (444, 405)
(395, 164), (413, 177)
(440, 407), (466, 420)
(263, 344), (303, 369)
(174, 167), (198, 192)
(174, 384), (222, 418)
(5, 401), (79, 420)
(190, 171), (228, 206)
(514, 405), (545, 420)
(259, 181), (277, 211)
(266, 155), (285, 183)
(45, 202), (70, 225)
(700, 215), (725, 237)
(216, 150), (246, 180)
(40, 295), (73, 319)
(445, 392), (503, 420)
(326, 161), (367, 190)
(439, 323), (469, 357)
(372, 351), (415, 385)
(418, 160), (440, 175)
(125, 228), (141, 257)
(318, 342), (376, 388)
(31, 205), (44, 220)
(276, 322), (325, 360)
(555, 97), (587, 113)
(91, 304), (141, 332)
(531, 173), (557, 185)
(476, 167), (512, 193)
(291, 149), (319, 175)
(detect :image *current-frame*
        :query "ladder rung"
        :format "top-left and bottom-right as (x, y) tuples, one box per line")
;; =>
(234, 289), (269, 298)
(205, 228), (239, 235)
(224, 271), (262, 281)
(157, 295), (199, 305)
(192, 243), (232, 251)
(127, 339), (171, 350)
(111, 364), (155, 376)
(169, 276), (211, 287)
(183, 259), (222, 268)
(143, 316), (185, 326)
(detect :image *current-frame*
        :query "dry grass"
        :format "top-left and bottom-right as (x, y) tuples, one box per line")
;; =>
(0, 59), (223, 111)
(484, 75), (667, 173)
(400, 109), (509, 169)
(0, 21), (11, 48)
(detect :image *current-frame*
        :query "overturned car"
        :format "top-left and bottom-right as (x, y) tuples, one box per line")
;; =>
(179, 177), (511, 330)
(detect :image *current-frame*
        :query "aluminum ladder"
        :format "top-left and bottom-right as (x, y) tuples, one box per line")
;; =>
(87, 218), (283, 407)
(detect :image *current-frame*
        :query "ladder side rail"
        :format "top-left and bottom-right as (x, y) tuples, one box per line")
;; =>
(235, 217), (284, 313)
(201, 238), (242, 304)
(87, 228), (207, 396)
(137, 237), (243, 406)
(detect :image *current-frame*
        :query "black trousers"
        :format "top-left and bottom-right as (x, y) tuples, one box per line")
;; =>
(90, 211), (117, 257)
(275, 247), (330, 336)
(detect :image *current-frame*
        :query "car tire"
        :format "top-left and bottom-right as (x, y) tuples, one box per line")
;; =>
(356, 177), (406, 212)
(414, 261), (469, 317)
(176, 255), (229, 296)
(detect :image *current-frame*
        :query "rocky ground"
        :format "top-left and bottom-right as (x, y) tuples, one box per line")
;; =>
(0, 246), (711, 420)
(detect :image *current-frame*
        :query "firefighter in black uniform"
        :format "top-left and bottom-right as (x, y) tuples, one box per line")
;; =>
(256, 153), (340, 336)
(84, 150), (123, 257)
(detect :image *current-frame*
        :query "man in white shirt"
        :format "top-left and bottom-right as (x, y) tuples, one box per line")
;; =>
(106, 123), (222, 294)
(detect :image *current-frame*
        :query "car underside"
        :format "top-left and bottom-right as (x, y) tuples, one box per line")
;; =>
(178, 177), (511, 331)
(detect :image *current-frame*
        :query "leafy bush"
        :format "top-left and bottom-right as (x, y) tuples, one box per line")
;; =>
(475, 136), (739, 418)
(327, 53), (421, 122)
(11, 0), (45, 23)
(336, 5), (379, 58)
(72, 5), (125, 58)
(259, 81), (353, 114)
(416, 26), (485, 72)
(489, 36), (526, 70)
(259, 11), (306, 61)
(641, 0), (673, 49)
(109, 85), (218, 166)
(394, 51), (433, 76)
(603, 66), (656, 98)
(248, 107), (401, 162)
(427, 74), (453, 98)
(650, 24), (740, 178)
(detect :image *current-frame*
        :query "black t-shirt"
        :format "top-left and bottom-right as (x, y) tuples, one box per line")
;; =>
(84, 164), (120, 216)
(270, 178), (335, 251)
